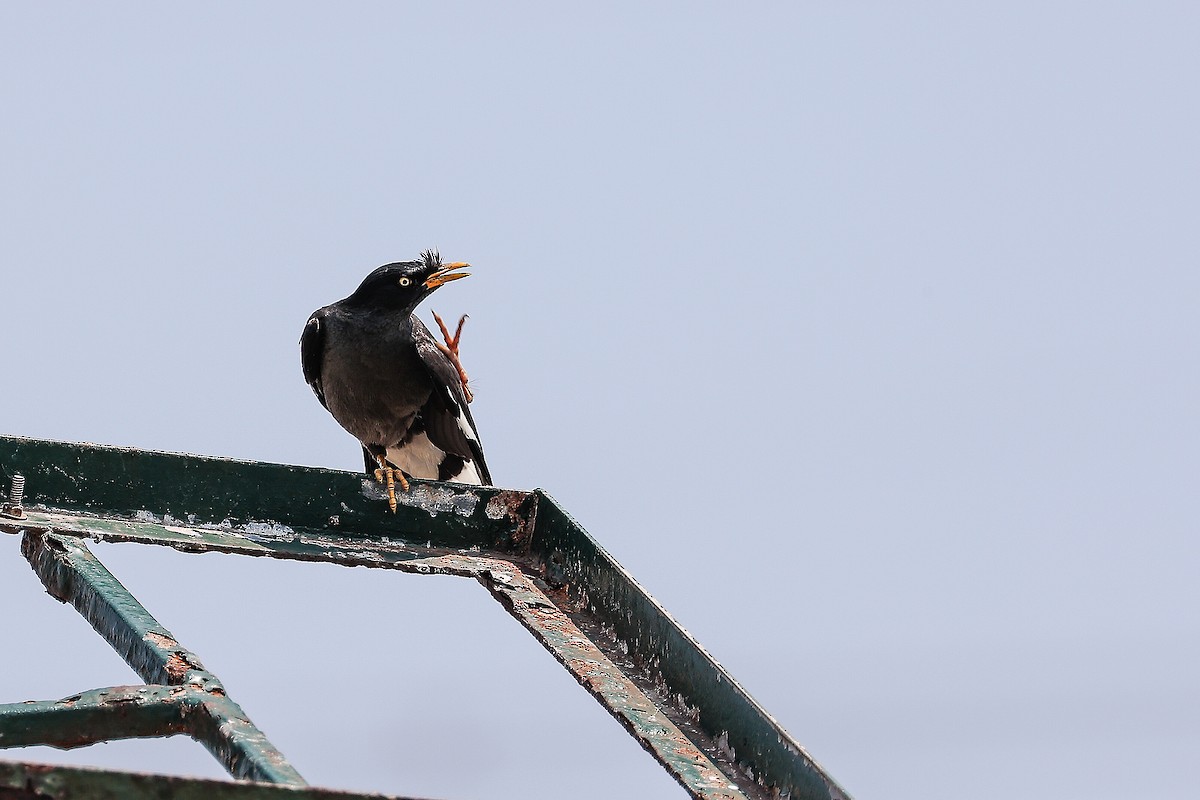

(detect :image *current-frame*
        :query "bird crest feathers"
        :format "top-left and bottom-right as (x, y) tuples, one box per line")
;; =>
(419, 249), (442, 271)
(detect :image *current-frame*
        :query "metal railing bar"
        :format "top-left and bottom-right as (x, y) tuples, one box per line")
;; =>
(529, 493), (850, 800)
(478, 565), (747, 800)
(0, 760), (429, 799)
(0, 685), (191, 749)
(0, 435), (533, 552)
(21, 532), (212, 688)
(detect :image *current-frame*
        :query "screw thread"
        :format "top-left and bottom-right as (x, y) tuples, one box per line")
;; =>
(9, 474), (25, 505)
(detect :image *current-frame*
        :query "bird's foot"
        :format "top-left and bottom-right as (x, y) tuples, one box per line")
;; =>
(373, 460), (409, 514)
(432, 311), (474, 403)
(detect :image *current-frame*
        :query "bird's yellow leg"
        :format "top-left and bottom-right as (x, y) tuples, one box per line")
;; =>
(373, 454), (409, 514)
(431, 311), (474, 403)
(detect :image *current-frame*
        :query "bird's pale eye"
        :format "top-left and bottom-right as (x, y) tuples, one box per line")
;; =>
(397, 277), (412, 287)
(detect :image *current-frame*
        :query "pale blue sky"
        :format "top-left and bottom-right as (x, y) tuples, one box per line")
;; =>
(1, 4), (1197, 798)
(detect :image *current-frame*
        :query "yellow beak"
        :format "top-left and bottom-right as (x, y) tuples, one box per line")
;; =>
(424, 262), (471, 289)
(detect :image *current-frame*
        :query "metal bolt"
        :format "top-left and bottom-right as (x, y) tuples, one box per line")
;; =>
(1, 474), (27, 520)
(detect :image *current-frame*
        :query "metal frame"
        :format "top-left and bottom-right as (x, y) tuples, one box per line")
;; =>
(0, 435), (849, 800)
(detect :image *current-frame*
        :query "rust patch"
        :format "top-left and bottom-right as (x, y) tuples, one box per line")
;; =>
(144, 631), (178, 648)
(545, 582), (575, 610)
(477, 563), (746, 799)
(484, 490), (534, 550)
(164, 651), (201, 682)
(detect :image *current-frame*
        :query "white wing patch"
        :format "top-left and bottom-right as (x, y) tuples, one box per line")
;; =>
(450, 458), (483, 485)
(384, 423), (485, 486)
(385, 434), (444, 481)
(449, 383), (483, 448)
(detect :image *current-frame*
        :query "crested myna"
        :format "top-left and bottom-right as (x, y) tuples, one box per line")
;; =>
(301, 250), (491, 511)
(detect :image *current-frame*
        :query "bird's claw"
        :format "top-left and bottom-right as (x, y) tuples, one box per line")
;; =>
(373, 461), (409, 514)
(432, 311), (474, 403)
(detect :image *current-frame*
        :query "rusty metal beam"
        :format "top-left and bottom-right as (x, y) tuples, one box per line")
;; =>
(0, 760), (423, 799)
(0, 435), (533, 551)
(17, 531), (305, 786)
(530, 495), (846, 800)
(0, 435), (851, 800)
(0, 686), (191, 749)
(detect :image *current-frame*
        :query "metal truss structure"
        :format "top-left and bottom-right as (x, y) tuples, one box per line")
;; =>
(0, 435), (848, 800)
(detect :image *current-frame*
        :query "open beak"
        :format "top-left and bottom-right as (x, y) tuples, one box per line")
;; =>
(424, 262), (471, 289)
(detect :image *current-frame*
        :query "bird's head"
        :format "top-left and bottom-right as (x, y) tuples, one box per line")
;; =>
(346, 250), (471, 311)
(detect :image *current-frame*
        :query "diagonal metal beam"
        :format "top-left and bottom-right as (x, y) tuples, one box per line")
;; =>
(530, 496), (847, 800)
(18, 531), (305, 786)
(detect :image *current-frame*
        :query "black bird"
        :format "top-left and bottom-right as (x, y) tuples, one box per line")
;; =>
(301, 251), (491, 511)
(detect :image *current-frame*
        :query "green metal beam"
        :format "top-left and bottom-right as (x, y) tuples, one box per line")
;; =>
(22, 533), (218, 689)
(530, 496), (845, 800)
(0, 686), (191, 749)
(0, 435), (850, 800)
(18, 531), (305, 786)
(0, 761), (421, 800)
(0, 435), (534, 551)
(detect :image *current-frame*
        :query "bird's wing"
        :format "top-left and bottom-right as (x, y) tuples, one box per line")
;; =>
(408, 319), (492, 485)
(300, 312), (328, 409)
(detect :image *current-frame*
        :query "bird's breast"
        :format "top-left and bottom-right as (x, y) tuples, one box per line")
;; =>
(318, 311), (433, 448)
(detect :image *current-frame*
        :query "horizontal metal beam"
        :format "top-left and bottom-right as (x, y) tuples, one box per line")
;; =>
(0, 760), (425, 800)
(0, 686), (190, 749)
(0, 435), (534, 551)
